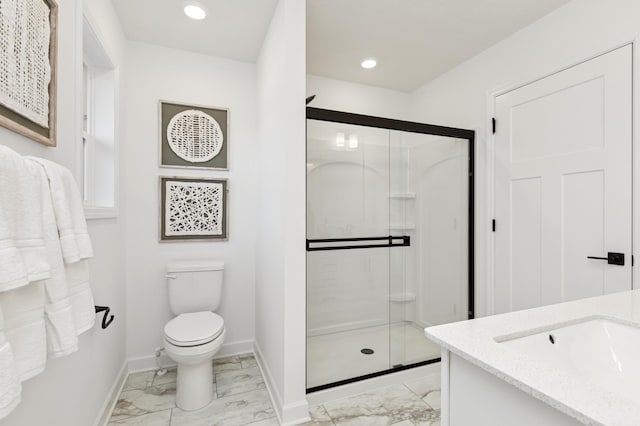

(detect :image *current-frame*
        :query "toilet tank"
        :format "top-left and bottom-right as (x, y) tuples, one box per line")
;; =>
(166, 260), (224, 315)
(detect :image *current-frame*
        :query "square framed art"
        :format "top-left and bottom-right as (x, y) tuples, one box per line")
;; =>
(160, 176), (228, 241)
(159, 101), (229, 170)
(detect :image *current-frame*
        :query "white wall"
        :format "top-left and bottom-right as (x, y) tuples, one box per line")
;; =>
(0, 0), (128, 425)
(255, 0), (307, 423)
(409, 0), (640, 317)
(121, 42), (258, 365)
(307, 75), (412, 119)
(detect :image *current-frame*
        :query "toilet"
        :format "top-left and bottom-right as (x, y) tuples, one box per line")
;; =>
(163, 260), (226, 411)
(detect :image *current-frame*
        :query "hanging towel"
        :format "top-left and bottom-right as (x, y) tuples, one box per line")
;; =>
(0, 305), (21, 420)
(0, 281), (47, 381)
(27, 161), (78, 357)
(65, 260), (95, 334)
(28, 157), (95, 334)
(27, 158), (93, 262)
(0, 147), (50, 291)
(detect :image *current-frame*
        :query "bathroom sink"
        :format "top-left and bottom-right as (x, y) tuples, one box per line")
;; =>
(496, 317), (640, 403)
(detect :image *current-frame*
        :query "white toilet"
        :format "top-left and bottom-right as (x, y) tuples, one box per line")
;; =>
(163, 260), (226, 411)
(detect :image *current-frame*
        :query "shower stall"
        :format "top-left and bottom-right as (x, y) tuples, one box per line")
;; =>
(306, 108), (474, 391)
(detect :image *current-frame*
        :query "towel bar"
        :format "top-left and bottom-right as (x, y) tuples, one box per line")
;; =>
(94, 305), (114, 329)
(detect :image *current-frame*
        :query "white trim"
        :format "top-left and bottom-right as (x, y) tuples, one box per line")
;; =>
(280, 399), (311, 426)
(84, 206), (119, 220)
(216, 339), (254, 358)
(127, 339), (254, 373)
(253, 341), (285, 424)
(485, 39), (638, 316)
(253, 341), (310, 425)
(127, 353), (176, 374)
(80, 10), (120, 214)
(441, 349), (450, 426)
(93, 360), (128, 426)
(305, 362), (440, 406)
(633, 38), (640, 291)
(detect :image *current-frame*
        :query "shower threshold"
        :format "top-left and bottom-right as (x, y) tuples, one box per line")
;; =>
(306, 322), (441, 392)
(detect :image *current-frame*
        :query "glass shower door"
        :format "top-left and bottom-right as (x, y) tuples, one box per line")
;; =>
(388, 130), (470, 369)
(306, 119), (393, 389)
(306, 108), (474, 392)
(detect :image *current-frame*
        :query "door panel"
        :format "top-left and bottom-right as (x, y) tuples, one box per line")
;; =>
(494, 45), (632, 314)
(562, 170), (605, 301)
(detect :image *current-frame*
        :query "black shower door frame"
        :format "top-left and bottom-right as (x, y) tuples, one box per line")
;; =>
(305, 107), (475, 393)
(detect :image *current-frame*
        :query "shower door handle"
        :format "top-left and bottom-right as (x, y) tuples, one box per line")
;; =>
(586, 252), (625, 266)
(306, 235), (410, 251)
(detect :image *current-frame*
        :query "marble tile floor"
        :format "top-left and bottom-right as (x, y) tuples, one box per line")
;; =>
(108, 353), (440, 426)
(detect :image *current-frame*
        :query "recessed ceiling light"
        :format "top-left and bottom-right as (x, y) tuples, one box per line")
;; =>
(184, 2), (207, 20)
(361, 58), (377, 69)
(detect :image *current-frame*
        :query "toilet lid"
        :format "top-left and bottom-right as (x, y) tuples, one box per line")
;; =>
(164, 312), (224, 347)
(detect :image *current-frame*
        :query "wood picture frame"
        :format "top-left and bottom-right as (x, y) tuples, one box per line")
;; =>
(159, 176), (229, 242)
(0, 0), (58, 147)
(159, 100), (229, 170)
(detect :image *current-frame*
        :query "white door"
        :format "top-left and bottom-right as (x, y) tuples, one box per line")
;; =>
(493, 45), (632, 314)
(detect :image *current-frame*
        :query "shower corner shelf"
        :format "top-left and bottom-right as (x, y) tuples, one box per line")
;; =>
(388, 192), (416, 199)
(389, 293), (416, 303)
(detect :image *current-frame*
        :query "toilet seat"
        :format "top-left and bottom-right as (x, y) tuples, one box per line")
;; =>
(164, 311), (224, 347)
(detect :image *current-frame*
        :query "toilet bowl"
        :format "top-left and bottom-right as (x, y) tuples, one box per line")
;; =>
(164, 311), (225, 411)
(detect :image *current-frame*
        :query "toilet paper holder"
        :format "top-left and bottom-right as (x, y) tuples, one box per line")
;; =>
(95, 305), (114, 329)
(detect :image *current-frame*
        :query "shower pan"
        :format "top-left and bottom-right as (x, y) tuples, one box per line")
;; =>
(306, 108), (474, 392)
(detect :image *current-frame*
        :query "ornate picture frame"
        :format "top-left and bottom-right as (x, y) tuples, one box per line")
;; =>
(159, 176), (228, 242)
(159, 101), (229, 170)
(0, 0), (58, 146)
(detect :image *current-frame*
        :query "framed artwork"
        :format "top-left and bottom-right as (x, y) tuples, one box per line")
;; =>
(0, 0), (58, 146)
(159, 101), (229, 170)
(160, 176), (228, 241)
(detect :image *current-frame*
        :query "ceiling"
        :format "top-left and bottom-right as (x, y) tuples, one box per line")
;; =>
(111, 0), (279, 62)
(307, 0), (571, 92)
(111, 0), (571, 91)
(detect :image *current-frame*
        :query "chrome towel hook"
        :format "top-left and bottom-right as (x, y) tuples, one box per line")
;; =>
(94, 305), (114, 329)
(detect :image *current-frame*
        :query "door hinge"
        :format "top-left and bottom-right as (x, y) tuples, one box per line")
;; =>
(492, 219), (496, 232)
(492, 117), (496, 134)
(633, 255), (635, 266)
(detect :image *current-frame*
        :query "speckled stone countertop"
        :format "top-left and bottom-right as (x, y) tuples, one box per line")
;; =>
(425, 290), (640, 426)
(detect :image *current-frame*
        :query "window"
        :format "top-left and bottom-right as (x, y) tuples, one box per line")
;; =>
(82, 16), (117, 218)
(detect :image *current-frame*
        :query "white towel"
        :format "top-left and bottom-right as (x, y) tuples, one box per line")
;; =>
(28, 157), (95, 334)
(0, 305), (21, 420)
(0, 282), (47, 381)
(65, 261), (95, 334)
(0, 147), (50, 291)
(27, 161), (78, 357)
(27, 158), (93, 263)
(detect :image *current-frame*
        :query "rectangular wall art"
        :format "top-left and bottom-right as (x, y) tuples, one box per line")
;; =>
(0, 0), (58, 146)
(160, 177), (228, 241)
(159, 101), (229, 170)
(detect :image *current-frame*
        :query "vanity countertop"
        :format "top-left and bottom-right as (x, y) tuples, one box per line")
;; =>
(425, 289), (640, 426)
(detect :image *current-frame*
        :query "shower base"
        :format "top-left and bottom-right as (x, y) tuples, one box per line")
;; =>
(306, 321), (440, 390)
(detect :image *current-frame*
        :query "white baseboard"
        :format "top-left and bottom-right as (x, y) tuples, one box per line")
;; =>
(306, 362), (440, 406)
(253, 341), (310, 426)
(216, 339), (254, 358)
(253, 341), (284, 423)
(93, 360), (128, 426)
(127, 339), (254, 373)
(281, 399), (310, 426)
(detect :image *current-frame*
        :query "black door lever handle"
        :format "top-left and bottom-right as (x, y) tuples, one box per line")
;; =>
(587, 252), (624, 266)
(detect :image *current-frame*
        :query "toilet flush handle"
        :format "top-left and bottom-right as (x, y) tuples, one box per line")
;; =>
(165, 274), (177, 279)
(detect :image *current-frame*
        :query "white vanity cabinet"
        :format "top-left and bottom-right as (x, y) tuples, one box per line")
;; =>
(426, 290), (640, 426)
(440, 350), (581, 426)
